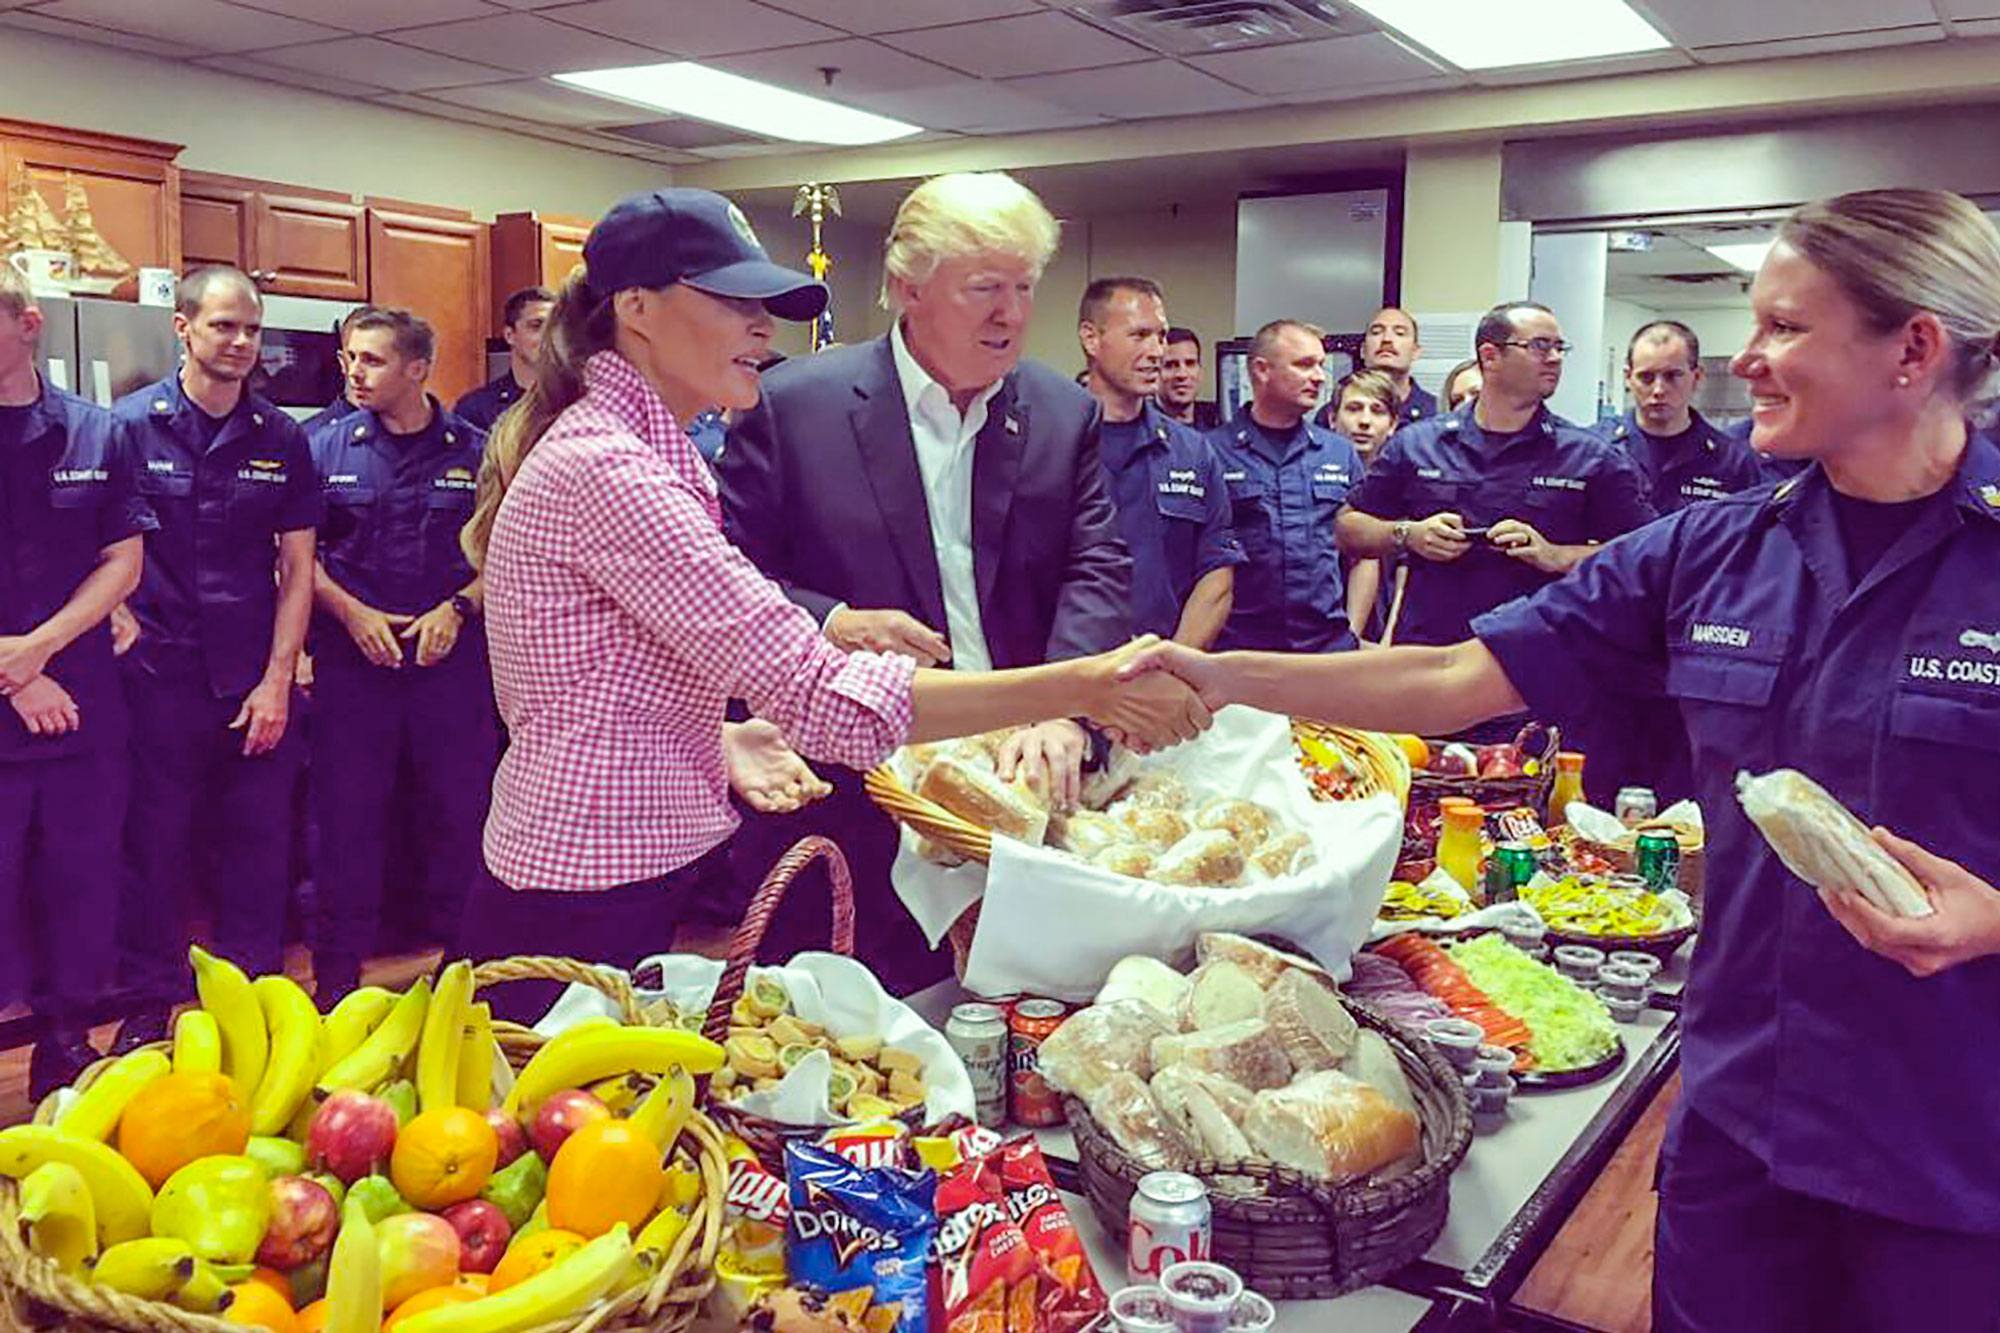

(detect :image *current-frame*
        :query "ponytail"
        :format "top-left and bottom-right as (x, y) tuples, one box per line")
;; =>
(462, 266), (617, 567)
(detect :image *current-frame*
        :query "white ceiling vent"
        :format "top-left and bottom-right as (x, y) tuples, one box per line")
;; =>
(1069, 0), (1361, 54)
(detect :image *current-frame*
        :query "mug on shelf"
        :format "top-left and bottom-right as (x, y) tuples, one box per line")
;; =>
(7, 248), (75, 295)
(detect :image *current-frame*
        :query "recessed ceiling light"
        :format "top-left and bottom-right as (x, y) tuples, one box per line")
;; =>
(1705, 241), (1776, 272)
(553, 62), (921, 146)
(1348, 0), (1669, 70)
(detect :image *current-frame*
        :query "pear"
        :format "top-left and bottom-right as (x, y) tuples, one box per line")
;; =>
(151, 1156), (271, 1266)
(346, 1174), (410, 1224)
(477, 1151), (547, 1232)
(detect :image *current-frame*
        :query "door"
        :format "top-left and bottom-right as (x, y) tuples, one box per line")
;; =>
(181, 179), (254, 270)
(539, 219), (587, 290)
(0, 118), (181, 304)
(256, 195), (367, 301)
(489, 211), (588, 336)
(367, 209), (490, 403)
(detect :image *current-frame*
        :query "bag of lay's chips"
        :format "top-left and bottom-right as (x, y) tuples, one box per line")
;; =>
(704, 1136), (789, 1326)
(784, 1142), (937, 1333)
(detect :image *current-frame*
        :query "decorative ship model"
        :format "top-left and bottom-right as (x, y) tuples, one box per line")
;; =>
(1, 166), (135, 296)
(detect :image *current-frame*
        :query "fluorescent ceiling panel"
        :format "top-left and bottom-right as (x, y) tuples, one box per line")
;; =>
(1348, 0), (1669, 69)
(553, 61), (921, 144)
(1705, 241), (1776, 272)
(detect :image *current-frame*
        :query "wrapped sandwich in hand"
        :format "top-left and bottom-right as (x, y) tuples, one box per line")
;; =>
(1736, 768), (1932, 918)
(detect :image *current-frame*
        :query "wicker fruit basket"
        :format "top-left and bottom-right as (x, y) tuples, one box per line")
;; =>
(864, 724), (1412, 976)
(1065, 1000), (1473, 1301)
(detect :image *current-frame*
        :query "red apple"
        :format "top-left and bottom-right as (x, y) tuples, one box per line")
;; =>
(439, 1198), (512, 1274)
(256, 1175), (339, 1271)
(376, 1212), (461, 1310)
(528, 1090), (609, 1163)
(307, 1090), (399, 1184)
(483, 1108), (528, 1170)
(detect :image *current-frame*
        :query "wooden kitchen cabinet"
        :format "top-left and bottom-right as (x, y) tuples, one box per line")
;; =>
(0, 118), (181, 303)
(180, 171), (367, 300)
(489, 210), (589, 333)
(366, 206), (490, 403)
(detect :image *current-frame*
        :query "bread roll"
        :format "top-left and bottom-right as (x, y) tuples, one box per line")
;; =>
(1036, 999), (1173, 1099)
(1096, 955), (1192, 1016)
(1091, 843), (1156, 879)
(1080, 746), (1143, 811)
(1253, 832), (1314, 879)
(1735, 768), (1931, 917)
(1154, 829), (1247, 888)
(1195, 932), (1332, 990)
(1193, 798), (1275, 851)
(1053, 810), (1125, 859)
(1114, 803), (1192, 852)
(1086, 1071), (1192, 1170)
(1244, 1070), (1420, 1181)
(1264, 970), (1359, 1072)
(1154, 1018), (1292, 1091)
(1151, 1066), (1254, 1165)
(1176, 960), (1266, 1032)
(1124, 772), (1191, 812)
(917, 755), (1049, 846)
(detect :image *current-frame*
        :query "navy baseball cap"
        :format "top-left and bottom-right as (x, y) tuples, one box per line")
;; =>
(584, 187), (828, 322)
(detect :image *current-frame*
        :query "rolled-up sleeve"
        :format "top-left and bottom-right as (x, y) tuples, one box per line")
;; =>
(569, 442), (915, 769)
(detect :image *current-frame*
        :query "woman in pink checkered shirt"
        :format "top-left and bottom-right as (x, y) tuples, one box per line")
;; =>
(452, 189), (1205, 1003)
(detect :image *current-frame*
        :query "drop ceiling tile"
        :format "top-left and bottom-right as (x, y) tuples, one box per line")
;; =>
(0, 9), (203, 56)
(1637, 0), (1939, 47)
(712, 37), (965, 95)
(419, 77), (647, 124)
(243, 35), (514, 89)
(597, 118), (772, 149)
(479, 0), (574, 6)
(1006, 59), (1266, 118)
(1471, 47), (1694, 84)
(240, 0), (500, 32)
(882, 10), (1152, 77)
(686, 139), (816, 158)
(389, 12), (668, 73)
(1689, 24), (1946, 63)
(195, 52), (395, 96)
(1269, 71), (1460, 105)
(1939, 0), (2000, 17)
(1187, 31), (1444, 95)
(755, 0), (1042, 34)
(549, 0), (842, 57)
(33, 0), (345, 51)
(1952, 16), (2000, 34)
(841, 78), (1108, 132)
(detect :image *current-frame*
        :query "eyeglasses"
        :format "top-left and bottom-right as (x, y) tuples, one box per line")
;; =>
(1503, 337), (1572, 357)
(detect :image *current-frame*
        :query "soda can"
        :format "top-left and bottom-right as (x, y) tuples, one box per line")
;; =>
(1635, 831), (1681, 892)
(1482, 852), (1515, 904)
(1008, 998), (1068, 1127)
(1127, 1170), (1212, 1283)
(946, 1002), (1010, 1127)
(1496, 842), (1538, 896)
(1615, 787), (1659, 826)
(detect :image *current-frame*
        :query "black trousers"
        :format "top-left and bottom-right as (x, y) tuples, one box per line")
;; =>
(0, 751), (125, 1034)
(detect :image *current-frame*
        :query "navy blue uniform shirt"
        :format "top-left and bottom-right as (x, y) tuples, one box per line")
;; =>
(1314, 379), (1438, 434)
(451, 372), (521, 432)
(1097, 401), (1244, 640)
(302, 393), (357, 438)
(1346, 406), (1657, 646)
(1475, 441), (2000, 1234)
(310, 400), (484, 651)
(1208, 407), (1362, 653)
(1601, 409), (1768, 514)
(0, 383), (155, 760)
(113, 375), (323, 699)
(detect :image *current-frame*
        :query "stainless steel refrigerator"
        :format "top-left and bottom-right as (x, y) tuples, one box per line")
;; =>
(35, 295), (179, 406)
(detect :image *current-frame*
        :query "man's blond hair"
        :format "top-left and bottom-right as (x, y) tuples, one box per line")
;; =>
(0, 263), (33, 319)
(880, 172), (1060, 308)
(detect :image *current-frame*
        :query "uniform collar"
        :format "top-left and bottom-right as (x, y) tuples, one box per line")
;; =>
(1127, 400), (1177, 454)
(1229, 405), (1312, 463)
(13, 375), (69, 442)
(145, 374), (274, 447)
(1446, 404), (1557, 452)
(1618, 407), (1714, 449)
(486, 372), (521, 403)
(1764, 428), (2000, 528)
(340, 396), (460, 450)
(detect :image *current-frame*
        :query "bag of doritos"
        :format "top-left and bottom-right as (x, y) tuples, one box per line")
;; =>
(930, 1152), (1040, 1333)
(784, 1142), (937, 1333)
(998, 1137), (1109, 1333)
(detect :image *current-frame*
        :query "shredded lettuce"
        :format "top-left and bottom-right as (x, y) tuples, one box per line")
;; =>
(1450, 934), (1619, 1072)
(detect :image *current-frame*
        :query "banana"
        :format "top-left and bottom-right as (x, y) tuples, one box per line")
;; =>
(395, 1223), (632, 1333)
(632, 1201), (690, 1267)
(503, 1027), (723, 1121)
(321, 986), (397, 1075)
(628, 1066), (694, 1152)
(0, 1124), (155, 1245)
(416, 960), (472, 1115)
(52, 1048), (170, 1143)
(18, 1162), (99, 1275)
(456, 1002), (496, 1111)
(324, 1196), (382, 1333)
(190, 946), (269, 1104)
(172, 1009), (222, 1075)
(585, 1072), (647, 1116)
(168, 1257), (235, 1314)
(89, 1237), (196, 1301)
(316, 978), (431, 1096)
(250, 974), (325, 1135)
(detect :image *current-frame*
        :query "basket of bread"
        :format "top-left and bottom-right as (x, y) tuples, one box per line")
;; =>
(1036, 933), (1473, 1301)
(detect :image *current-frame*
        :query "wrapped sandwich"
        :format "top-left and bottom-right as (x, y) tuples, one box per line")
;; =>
(1735, 768), (1931, 918)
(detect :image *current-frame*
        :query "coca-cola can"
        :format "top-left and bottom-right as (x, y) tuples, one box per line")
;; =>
(1008, 998), (1068, 1126)
(1127, 1170), (1212, 1283)
(946, 1001), (1009, 1127)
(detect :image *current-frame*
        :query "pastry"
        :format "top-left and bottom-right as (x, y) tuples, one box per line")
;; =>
(1153, 830), (1247, 888)
(1253, 831), (1314, 879)
(1091, 843), (1156, 879)
(1192, 798), (1275, 851)
(1114, 803), (1192, 851)
(1053, 810), (1126, 859)
(1123, 772), (1191, 811)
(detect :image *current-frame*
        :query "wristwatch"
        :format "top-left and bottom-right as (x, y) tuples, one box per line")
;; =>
(1392, 520), (1411, 553)
(449, 594), (478, 620)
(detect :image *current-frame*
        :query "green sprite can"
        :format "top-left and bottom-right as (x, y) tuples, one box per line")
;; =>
(1497, 842), (1539, 892)
(1635, 831), (1681, 892)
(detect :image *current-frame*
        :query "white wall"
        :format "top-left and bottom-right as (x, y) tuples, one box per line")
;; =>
(1529, 231), (1609, 426)
(1601, 294), (1657, 416)
(0, 28), (664, 220)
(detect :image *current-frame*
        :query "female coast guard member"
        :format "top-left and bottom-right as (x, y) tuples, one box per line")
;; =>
(1114, 188), (2000, 1332)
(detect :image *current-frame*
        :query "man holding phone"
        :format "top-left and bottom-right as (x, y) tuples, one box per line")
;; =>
(1336, 302), (1656, 652)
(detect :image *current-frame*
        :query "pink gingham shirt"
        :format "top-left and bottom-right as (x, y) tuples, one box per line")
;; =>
(480, 351), (915, 892)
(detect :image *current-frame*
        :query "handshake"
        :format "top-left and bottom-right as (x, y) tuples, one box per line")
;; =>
(1075, 636), (1228, 755)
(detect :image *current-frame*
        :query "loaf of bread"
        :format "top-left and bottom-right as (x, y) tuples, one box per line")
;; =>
(1253, 831), (1315, 879)
(1153, 1018), (1292, 1091)
(1244, 1070), (1421, 1181)
(1087, 1070), (1192, 1170)
(1339, 1030), (1419, 1123)
(1154, 830), (1247, 888)
(1151, 1065), (1254, 1165)
(1264, 970), (1359, 1072)
(1114, 803), (1193, 852)
(1192, 798), (1274, 851)
(917, 754), (1050, 846)
(1735, 768), (1931, 917)
(1091, 843), (1156, 879)
(1176, 960), (1266, 1032)
(1053, 810), (1125, 859)
(1195, 931), (1332, 990)
(1037, 998), (1173, 1099)
(1095, 955), (1193, 1018)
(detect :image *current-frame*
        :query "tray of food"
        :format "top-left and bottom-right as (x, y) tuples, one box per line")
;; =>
(1521, 874), (1697, 963)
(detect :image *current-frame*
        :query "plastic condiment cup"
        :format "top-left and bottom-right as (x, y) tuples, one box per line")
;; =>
(1598, 989), (1647, 1024)
(1499, 920), (1548, 956)
(1161, 1261), (1244, 1333)
(1472, 1044), (1517, 1080)
(1424, 1017), (1486, 1068)
(1109, 1284), (1177, 1333)
(1608, 950), (1663, 980)
(1552, 944), (1606, 980)
(1228, 1290), (1277, 1332)
(1596, 963), (1651, 999)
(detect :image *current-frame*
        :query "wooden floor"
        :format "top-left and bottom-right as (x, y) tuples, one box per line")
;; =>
(0, 945), (1674, 1332)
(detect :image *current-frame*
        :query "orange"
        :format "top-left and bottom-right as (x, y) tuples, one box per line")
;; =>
(225, 1280), (298, 1332)
(385, 1285), (482, 1331)
(488, 1229), (585, 1294)
(546, 1120), (664, 1238)
(246, 1268), (291, 1302)
(116, 1071), (252, 1188)
(389, 1107), (498, 1209)
(294, 1300), (329, 1333)
(1392, 734), (1431, 770)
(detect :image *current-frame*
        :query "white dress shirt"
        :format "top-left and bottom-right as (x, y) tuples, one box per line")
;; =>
(889, 320), (1004, 673)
